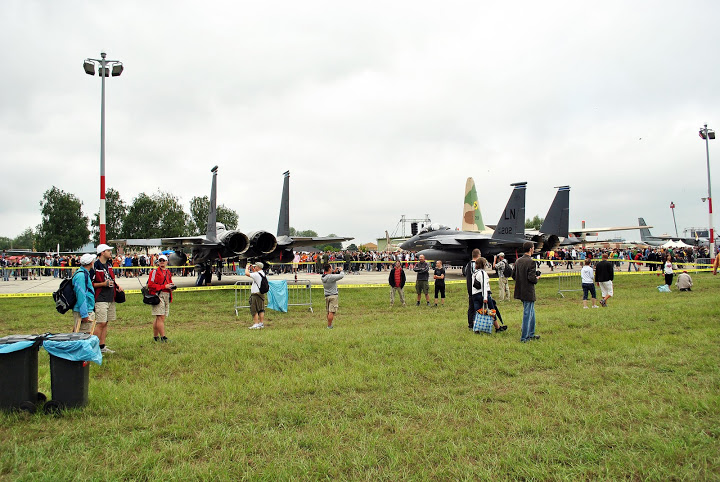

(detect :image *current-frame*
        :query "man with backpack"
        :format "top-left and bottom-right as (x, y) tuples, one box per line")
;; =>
(493, 252), (511, 301)
(73, 254), (96, 333)
(246, 262), (268, 329)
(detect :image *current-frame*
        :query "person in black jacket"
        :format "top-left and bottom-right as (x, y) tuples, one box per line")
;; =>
(388, 261), (406, 307)
(462, 248), (482, 330)
(594, 252), (614, 307)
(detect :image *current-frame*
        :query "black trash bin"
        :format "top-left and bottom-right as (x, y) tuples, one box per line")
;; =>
(0, 335), (46, 413)
(44, 333), (96, 411)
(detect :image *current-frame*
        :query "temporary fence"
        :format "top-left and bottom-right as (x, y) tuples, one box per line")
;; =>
(557, 271), (582, 298)
(233, 278), (314, 316)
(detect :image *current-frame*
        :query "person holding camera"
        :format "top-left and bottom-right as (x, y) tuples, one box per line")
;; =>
(321, 264), (345, 328)
(513, 241), (540, 342)
(91, 244), (124, 353)
(246, 262), (267, 329)
(148, 254), (175, 342)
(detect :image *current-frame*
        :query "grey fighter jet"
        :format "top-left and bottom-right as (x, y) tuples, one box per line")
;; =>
(112, 167), (353, 279)
(399, 182), (529, 264)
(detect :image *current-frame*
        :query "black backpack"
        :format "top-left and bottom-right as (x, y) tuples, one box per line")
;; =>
(53, 271), (89, 314)
(503, 262), (513, 278)
(258, 272), (270, 294)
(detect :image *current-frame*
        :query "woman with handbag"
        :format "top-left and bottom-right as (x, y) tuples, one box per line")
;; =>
(148, 255), (176, 343)
(472, 258), (506, 333)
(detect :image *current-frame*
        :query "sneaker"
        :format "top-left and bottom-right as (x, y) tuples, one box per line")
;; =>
(532, 335), (541, 341)
(249, 323), (264, 330)
(583, 306), (589, 309)
(100, 347), (115, 354)
(416, 301), (420, 306)
(591, 305), (599, 309)
(600, 299), (607, 307)
(496, 325), (508, 332)
(160, 337), (170, 343)
(327, 325), (334, 329)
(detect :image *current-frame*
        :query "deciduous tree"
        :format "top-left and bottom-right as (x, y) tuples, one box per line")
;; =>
(188, 196), (239, 234)
(91, 188), (127, 244)
(36, 187), (90, 251)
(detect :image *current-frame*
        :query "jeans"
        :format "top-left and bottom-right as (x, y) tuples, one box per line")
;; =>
(2, 267), (8, 281)
(521, 301), (536, 341)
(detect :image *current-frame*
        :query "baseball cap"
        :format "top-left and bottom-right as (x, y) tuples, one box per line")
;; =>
(80, 253), (96, 265)
(498, 252), (505, 257)
(96, 244), (113, 254)
(158, 255), (168, 261)
(253, 262), (264, 269)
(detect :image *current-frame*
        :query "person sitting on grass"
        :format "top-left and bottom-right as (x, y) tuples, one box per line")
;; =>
(676, 271), (693, 292)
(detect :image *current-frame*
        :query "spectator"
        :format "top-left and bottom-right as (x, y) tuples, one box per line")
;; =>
(73, 254), (96, 334)
(321, 264), (345, 328)
(91, 244), (124, 354)
(388, 261), (406, 307)
(664, 254), (674, 287)
(433, 260), (446, 307)
(413, 254), (431, 306)
(148, 254), (174, 342)
(676, 271), (693, 291)
(580, 259), (599, 308)
(472, 257), (506, 333)
(595, 252), (615, 307)
(463, 249), (482, 330)
(245, 262), (267, 330)
(513, 242), (540, 342)
(493, 252), (511, 301)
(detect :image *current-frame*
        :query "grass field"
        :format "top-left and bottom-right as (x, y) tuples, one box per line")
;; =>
(1, 272), (719, 480)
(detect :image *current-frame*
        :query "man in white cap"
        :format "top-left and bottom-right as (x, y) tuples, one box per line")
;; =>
(73, 253), (96, 333)
(493, 252), (511, 302)
(245, 262), (267, 329)
(148, 254), (174, 342)
(90, 244), (124, 353)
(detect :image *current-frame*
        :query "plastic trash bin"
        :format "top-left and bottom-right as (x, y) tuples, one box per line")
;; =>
(42, 333), (102, 411)
(0, 335), (46, 413)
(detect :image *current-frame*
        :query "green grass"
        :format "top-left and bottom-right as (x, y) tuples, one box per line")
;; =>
(1, 273), (719, 480)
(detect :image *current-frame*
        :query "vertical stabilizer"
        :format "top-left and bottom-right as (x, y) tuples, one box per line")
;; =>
(539, 186), (570, 237)
(638, 217), (653, 241)
(277, 171), (290, 237)
(462, 177), (485, 232)
(206, 166), (218, 241)
(492, 182), (527, 240)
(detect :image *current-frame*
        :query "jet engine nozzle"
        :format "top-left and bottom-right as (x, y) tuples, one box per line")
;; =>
(545, 234), (560, 251)
(247, 231), (278, 255)
(531, 234), (545, 251)
(219, 230), (250, 255)
(168, 252), (188, 267)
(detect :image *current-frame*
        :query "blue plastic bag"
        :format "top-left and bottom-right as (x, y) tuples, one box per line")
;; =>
(267, 280), (288, 313)
(43, 334), (102, 365)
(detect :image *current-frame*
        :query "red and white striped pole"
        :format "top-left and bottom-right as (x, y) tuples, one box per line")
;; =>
(99, 52), (107, 244)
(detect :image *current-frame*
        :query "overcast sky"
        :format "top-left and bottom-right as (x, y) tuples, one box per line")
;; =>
(2, 1), (719, 247)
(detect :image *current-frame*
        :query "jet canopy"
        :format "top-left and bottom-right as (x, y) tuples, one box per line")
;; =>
(418, 223), (450, 235)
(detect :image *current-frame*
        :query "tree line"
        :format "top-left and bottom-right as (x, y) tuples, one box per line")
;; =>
(1, 187), (337, 251)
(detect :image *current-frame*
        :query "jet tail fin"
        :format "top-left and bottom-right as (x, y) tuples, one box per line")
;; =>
(277, 171), (290, 237)
(539, 186), (570, 237)
(206, 166), (219, 241)
(462, 177), (485, 232)
(492, 182), (527, 240)
(638, 217), (653, 241)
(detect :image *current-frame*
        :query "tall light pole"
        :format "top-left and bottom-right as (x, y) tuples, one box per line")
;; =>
(83, 52), (123, 244)
(699, 124), (715, 258)
(670, 202), (678, 238)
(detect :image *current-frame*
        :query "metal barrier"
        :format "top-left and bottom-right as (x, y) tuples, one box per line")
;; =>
(233, 278), (314, 316)
(557, 272), (582, 298)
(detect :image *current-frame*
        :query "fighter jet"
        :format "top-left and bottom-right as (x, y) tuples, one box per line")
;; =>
(112, 167), (353, 277)
(637, 217), (699, 246)
(399, 182), (529, 264)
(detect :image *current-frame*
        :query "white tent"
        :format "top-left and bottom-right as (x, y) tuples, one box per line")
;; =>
(661, 240), (692, 248)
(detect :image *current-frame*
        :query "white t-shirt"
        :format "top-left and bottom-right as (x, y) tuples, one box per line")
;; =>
(580, 265), (594, 284)
(664, 261), (673, 275)
(248, 270), (265, 294)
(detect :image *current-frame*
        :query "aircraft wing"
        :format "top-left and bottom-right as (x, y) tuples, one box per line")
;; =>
(280, 236), (354, 248)
(569, 225), (652, 237)
(110, 237), (216, 248)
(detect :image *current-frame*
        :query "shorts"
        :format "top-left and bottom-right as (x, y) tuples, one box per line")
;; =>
(95, 301), (117, 323)
(249, 293), (266, 316)
(599, 281), (613, 298)
(581, 283), (596, 300)
(325, 295), (339, 313)
(73, 311), (96, 332)
(434, 283), (446, 299)
(415, 280), (429, 295)
(151, 291), (171, 316)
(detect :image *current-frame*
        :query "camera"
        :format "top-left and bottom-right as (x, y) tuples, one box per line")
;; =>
(169, 284), (177, 290)
(535, 270), (542, 277)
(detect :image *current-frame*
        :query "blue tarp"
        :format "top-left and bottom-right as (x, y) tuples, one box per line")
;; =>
(268, 280), (288, 313)
(0, 340), (36, 354)
(43, 335), (103, 366)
